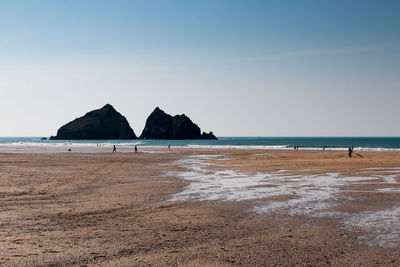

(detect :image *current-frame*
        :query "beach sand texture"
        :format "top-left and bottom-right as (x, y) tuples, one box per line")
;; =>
(0, 148), (399, 266)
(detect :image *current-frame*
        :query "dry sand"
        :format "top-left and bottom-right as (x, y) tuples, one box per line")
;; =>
(0, 147), (399, 266)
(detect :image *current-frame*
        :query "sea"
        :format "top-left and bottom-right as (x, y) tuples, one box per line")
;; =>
(0, 137), (399, 152)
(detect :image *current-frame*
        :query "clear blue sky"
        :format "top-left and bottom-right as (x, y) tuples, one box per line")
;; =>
(1, 0), (399, 136)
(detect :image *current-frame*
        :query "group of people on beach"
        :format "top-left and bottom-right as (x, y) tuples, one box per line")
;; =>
(112, 145), (138, 153)
(111, 144), (172, 153)
(292, 144), (355, 158)
(110, 143), (355, 158)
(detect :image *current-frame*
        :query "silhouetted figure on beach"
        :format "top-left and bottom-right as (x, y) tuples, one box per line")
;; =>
(348, 147), (353, 158)
(168, 144), (170, 149)
(134, 145), (137, 153)
(113, 145), (116, 153)
(323, 146), (325, 151)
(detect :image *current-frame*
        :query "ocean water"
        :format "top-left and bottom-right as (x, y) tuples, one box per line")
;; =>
(0, 137), (399, 151)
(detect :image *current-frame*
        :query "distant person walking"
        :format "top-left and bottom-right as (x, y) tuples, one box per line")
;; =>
(134, 145), (138, 153)
(113, 145), (117, 153)
(168, 144), (170, 149)
(348, 147), (353, 158)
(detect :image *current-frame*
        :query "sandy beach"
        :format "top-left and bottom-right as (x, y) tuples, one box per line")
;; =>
(0, 147), (399, 266)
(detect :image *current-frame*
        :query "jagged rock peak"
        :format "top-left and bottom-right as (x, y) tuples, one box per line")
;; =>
(102, 103), (115, 110)
(139, 107), (217, 140)
(201, 131), (217, 140)
(50, 104), (137, 140)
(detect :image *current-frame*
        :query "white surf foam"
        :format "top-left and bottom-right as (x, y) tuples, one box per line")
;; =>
(185, 145), (400, 151)
(5, 141), (144, 147)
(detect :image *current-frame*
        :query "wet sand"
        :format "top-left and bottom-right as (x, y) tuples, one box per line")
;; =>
(0, 148), (399, 266)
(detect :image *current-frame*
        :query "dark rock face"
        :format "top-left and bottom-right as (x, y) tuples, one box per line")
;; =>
(50, 104), (137, 140)
(140, 107), (217, 140)
(201, 131), (217, 140)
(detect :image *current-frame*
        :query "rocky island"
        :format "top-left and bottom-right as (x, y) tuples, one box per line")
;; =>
(139, 107), (217, 140)
(50, 104), (137, 140)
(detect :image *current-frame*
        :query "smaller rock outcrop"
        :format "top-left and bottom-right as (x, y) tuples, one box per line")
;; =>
(201, 131), (217, 140)
(139, 107), (217, 140)
(50, 104), (137, 140)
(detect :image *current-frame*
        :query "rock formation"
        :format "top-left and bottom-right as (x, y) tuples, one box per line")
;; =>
(50, 104), (137, 140)
(139, 107), (217, 140)
(200, 131), (217, 140)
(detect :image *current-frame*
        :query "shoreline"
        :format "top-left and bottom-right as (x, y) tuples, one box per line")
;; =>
(1, 144), (400, 154)
(1, 136), (400, 152)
